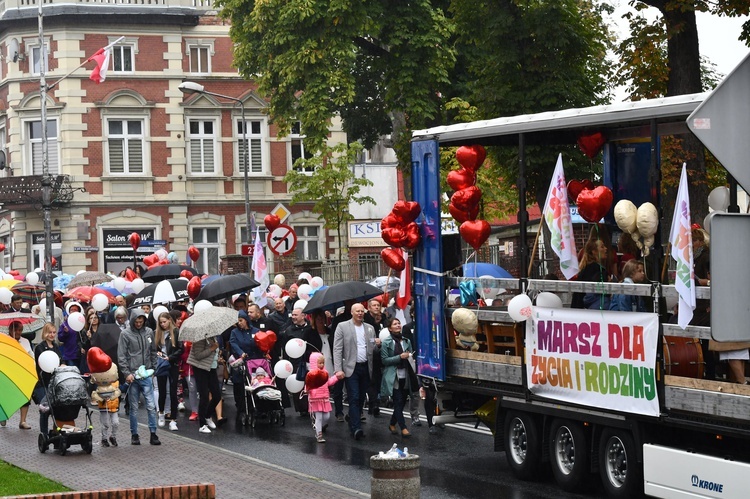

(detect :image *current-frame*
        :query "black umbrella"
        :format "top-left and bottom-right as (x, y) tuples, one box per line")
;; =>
(130, 279), (189, 308)
(303, 281), (383, 313)
(196, 274), (260, 303)
(142, 264), (199, 283)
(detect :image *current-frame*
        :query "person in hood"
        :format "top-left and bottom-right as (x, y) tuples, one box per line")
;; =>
(57, 300), (83, 371)
(228, 310), (262, 424)
(118, 308), (161, 446)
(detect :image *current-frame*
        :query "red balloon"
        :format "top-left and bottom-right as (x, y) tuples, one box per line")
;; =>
(381, 213), (402, 230)
(392, 201), (421, 224)
(124, 268), (137, 282)
(402, 222), (421, 250)
(455, 145), (487, 172)
(451, 186), (482, 211)
(566, 179), (595, 202)
(188, 245), (200, 263)
(0, 243), (6, 252)
(381, 247), (405, 272)
(50, 256), (58, 269)
(305, 368), (329, 391)
(187, 276), (202, 300)
(576, 186), (613, 223)
(86, 347), (112, 373)
(577, 132), (606, 159)
(449, 203), (479, 224)
(180, 269), (194, 279)
(447, 168), (476, 191)
(143, 254), (158, 267)
(264, 214), (281, 232)
(459, 220), (491, 250)
(128, 232), (141, 251)
(255, 331), (277, 354)
(381, 227), (407, 248)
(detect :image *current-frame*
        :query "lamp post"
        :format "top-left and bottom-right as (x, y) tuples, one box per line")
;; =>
(178, 82), (252, 269)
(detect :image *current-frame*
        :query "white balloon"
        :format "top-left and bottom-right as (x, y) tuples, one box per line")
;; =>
(310, 276), (324, 289)
(38, 350), (60, 374)
(379, 329), (391, 341)
(293, 299), (308, 311)
(153, 305), (169, 320)
(274, 359), (294, 379)
(0, 287), (12, 305)
(536, 292), (563, 308)
(178, 277), (189, 282)
(76, 270), (86, 275)
(614, 199), (638, 234)
(155, 249), (168, 261)
(193, 300), (213, 313)
(67, 311), (86, 332)
(298, 272), (312, 282)
(297, 284), (313, 301)
(708, 186), (730, 212)
(132, 278), (145, 293)
(113, 277), (127, 292)
(285, 375), (305, 393)
(285, 338), (306, 359)
(91, 293), (110, 312)
(26, 272), (39, 285)
(268, 284), (282, 297)
(508, 294), (533, 322)
(478, 275), (503, 299)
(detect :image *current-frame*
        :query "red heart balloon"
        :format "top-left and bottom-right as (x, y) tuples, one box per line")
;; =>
(459, 220), (491, 250)
(305, 368), (329, 391)
(577, 132), (606, 159)
(124, 268), (137, 282)
(381, 227), (407, 248)
(0, 243), (6, 252)
(50, 256), (57, 269)
(451, 186), (482, 211)
(254, 330), (277, 354)
(381, 247), (405, 272)
(381, 213), (401, 230)
(455, 145), (487, 172)
(392, 201), (421, 224)
(180, 269), (194, 279)
(567, 179), (595, 202)
(86, 347), (112, 374)
(447, 168), (476, 191)
(188, 245), (200, 262)
(402, 222), (421, 250)
(128, 232), (141, 251)
(576, 186), (614, 223)
(187, 276), (202, 300)
(264, 214), (281, 231)
(449, 203), (479, 224)
(143, 254), (158, 267)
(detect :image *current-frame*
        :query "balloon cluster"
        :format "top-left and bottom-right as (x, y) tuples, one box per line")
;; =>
(614, 200), (658, 256)
(274, 338), (308, 394)
(567, 180), (614, 224)
(380, 201), (422, 272)
(448, 145), (490, 250)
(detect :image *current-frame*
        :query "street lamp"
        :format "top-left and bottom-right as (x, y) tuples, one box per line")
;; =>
(178, 81), (252, 268)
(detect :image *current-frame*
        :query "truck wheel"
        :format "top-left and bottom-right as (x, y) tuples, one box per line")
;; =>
(599, 428), (643, 498)
(503, 410), (542, 480)
(549, 419), (590, 492)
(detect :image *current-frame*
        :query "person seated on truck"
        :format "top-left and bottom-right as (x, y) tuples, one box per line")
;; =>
(571, 238), (613, 310)
(609, 260), (647, 312)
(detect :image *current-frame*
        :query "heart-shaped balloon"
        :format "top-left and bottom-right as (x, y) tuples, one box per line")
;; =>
(576, 186), (614, 223)
(455, 145), (487, 172)
(566, 179), (595, 202)
(143, 254), (158, 267)
(128, 232), (141, 251)
(0, 243), (6, 252)
(459, 220), (491, 250)
(86, 347), (112, 374)
(187, 276), (202, 300)
(255, 330), (277, 353)
(577, 132), (606, 159)
(459, 280), (478, 306)
(124, 268), (137, 282)
(381, 213), (401, 230)
(264, 214), (281, 231)
(449, 203), (479, 224)
(447, 168), (476, 191)
(305, 368), (329, 391)
(188, 245), (200, 262)
(180, 269), (193, 279)
(392, 201), (421, 224)
(381, 227), (407, 248)
(402, 222), (421, 250)
(451, 186), (482, 211)
(381, 247), (406, 272)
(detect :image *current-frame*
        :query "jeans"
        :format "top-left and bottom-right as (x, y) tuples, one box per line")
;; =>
(345, 363), (369, 435)
(390, 384), (408, 430)
(157, 365), (179, 418)
(331, 378), (344, 416)
(128, 377), (158, 435)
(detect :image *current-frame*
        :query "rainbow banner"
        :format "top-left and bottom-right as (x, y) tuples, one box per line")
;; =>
(542, 154), (579, 279)
(526, 307), (660, 417)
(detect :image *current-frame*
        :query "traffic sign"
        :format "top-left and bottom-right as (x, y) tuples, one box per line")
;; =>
(267, 224), (297, 256)
(241, 244), (254, 257)
(688, 52), (750, 190)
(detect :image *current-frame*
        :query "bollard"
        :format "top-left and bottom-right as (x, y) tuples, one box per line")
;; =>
(370, 454), (420, 499)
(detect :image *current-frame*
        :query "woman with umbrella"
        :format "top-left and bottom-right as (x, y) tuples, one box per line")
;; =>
(2, 321), (34, 429)
(187, 333), (223, 434)
(33, 323), (63, 435)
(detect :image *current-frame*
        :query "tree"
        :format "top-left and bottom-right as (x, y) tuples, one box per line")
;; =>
(283, 143), (375, 274)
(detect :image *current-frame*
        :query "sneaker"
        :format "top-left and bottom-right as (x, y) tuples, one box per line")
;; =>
(206, 418), (216, 430)
(412, 420), (422, 427)
(354, 429), (364, 440)
(131, 434), (140, 445)
(429, 426), (437, 434)
(189, 412), (199, 421)
(158, 413), (166, 427)
(101, 439), (110, 447)
(169, 421), (178, 431)
(177, 402), (186, 412)
(149, 433), (161, 445)
(199, 425), (211, 434)
(361, 415), (367, 422)
(109, 436), (118, 446)
(316, 432), (326, 443)
(336, 414), (345, 423)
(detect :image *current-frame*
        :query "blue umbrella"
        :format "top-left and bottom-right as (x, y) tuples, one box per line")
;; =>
(201, 274), (222, 287)
(463, 262), (512, 279)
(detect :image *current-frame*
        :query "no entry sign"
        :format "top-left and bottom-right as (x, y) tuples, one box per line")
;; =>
(267, 224), (297, 256)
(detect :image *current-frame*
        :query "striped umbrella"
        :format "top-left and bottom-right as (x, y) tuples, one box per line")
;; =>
(0, 333), (38, 421)
(10, 282), (45, 305)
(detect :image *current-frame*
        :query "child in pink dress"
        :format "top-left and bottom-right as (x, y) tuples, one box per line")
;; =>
(305, 352), (341, 443)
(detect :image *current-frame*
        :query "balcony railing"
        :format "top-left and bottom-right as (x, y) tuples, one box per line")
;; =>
(0, 175), (76, 209)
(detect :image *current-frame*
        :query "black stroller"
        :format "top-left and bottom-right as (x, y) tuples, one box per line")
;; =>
(38, 366), (94, 455)
(235, 358), (285, 428)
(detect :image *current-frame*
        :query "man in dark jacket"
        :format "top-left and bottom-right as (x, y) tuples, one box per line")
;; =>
(364, 299), (387, 416)
(118, 308), (160, 446)
(281, 306), (322, 415)
(267, 297), (291, 334)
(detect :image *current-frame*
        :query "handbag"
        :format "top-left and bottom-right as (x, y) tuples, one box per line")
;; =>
(154, 357), (171, 377)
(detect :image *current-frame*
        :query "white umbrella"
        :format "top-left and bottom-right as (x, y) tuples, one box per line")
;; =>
(367, 276), (401, 294)
(68, 271), (113, 288)
(179, 307), (239, 342)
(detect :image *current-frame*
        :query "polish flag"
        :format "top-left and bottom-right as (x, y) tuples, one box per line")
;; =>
(88, 47), (111, 83)
(396, 250), (411, 310)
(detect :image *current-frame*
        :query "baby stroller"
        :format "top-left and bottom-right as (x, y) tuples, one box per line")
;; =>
(238, 359), (285, 428)
(38, 366), (94, 455)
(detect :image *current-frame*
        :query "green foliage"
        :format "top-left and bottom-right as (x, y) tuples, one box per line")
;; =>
(0, 460), (69, 496)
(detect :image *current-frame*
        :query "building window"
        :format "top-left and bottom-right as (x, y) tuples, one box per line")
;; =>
(112, 45), (134, 73)
(26, 39), (49, 76)
(237, 119), (266, 174)
(30, 232), (62, 272)
(0, 125), (7, 178)
(107, 119), (145, 174)
(192, 227), (220, 275)
(239, 226), (268, 247)
(28, 120), (59, 175)
(187, 119), (217, 174)
(290, 121), (314, 172)
(294, 225), (320, 260)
